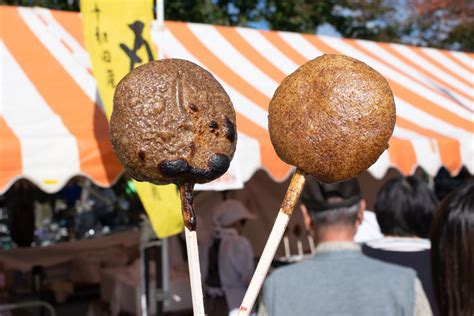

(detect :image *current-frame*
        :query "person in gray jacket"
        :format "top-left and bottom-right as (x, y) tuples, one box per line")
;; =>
(260, 178), (431, 316)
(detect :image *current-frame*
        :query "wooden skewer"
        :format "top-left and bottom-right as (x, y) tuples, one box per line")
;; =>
(283, 234), (291, 259)
(297, 240), (304, 257)
(293, 224), (303, 257)
(307, 233), (316, 255)
(179, 183), (205, 316)
(238, 169), (307, 315)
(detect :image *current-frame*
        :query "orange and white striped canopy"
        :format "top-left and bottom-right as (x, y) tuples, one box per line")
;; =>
(1, 6), (473, 193)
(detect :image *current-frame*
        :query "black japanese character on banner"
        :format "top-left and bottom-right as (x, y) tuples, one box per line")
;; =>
(92, 4), (100, 23)
(95, 30), (108, 45)
(119, 21), (154, 71)
(106, 69), (116, 88)
(95, 26), (101, 44)
(102, 50), (112, 63)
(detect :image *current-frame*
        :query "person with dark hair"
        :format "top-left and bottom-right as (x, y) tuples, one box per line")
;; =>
(430, 180), (474, 316)
(374, 176), (438, 238)
(6, 180), (38, 247)
(363, 176), (439, 314)
(433, 167), (469, 200)
(261, 178), (431, 316)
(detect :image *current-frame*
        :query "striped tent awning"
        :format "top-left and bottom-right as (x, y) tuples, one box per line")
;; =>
(1, 6), (473, 193)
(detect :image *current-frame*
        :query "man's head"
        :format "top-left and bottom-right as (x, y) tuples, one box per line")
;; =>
(300, 178), (365, 242)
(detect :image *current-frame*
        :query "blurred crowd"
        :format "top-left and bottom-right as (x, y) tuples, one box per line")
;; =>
(0, 176), (144, 249)
(202, 171), (473, 316)
(0, 168), (472, 316)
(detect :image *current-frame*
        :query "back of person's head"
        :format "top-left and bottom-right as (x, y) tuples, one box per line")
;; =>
(212, 199), (256, 228)
(430, 181), (474, 316)
(374, 176), (438, 238)
(301, 178), (362, 228)
(434, 167), (467, 200)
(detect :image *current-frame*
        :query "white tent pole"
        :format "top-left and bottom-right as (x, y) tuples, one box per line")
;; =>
(140, 242), (148, 316)
(156, 0), (165, 60)
(156, 0), (164, 28)
(162, 237), (170, 308)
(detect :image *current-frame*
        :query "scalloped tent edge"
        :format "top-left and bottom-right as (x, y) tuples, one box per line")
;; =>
(1, 6), (473, 194)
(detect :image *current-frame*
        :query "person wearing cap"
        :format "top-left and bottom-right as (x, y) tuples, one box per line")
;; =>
(201, 199), (256, 316)
(260, 178), (432, 316)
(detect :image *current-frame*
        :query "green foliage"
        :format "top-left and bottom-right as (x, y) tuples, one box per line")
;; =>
(329, 1), (399, 41)
(1, 0), (78, 10)
(262, 0), (395, 39)
(2, 0), (472, 51)
(399, 0), (474, 52)
(165, 0), (261, 26)
(262, 1), (333, 33)
(444, 22), (474, 52)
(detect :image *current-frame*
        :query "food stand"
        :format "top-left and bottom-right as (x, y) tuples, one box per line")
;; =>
(0, 5), (472, 315)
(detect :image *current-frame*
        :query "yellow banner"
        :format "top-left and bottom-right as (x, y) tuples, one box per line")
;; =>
(81, 0), (183, 237)
(134, 182), (184, 236)
(81, 0), (156, 118)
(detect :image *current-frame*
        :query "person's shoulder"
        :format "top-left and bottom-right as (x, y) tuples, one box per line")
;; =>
(360, 253), (416, 278)
(232, 234), (252, 247)
(266, 259), (313, 284)
(365, 237), (431, 252)
(265, 266), (287, 288)
(223, 234), (253, 253)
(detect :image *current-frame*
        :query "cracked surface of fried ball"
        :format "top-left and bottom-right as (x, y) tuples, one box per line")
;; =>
(110, 59), (237, 185)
